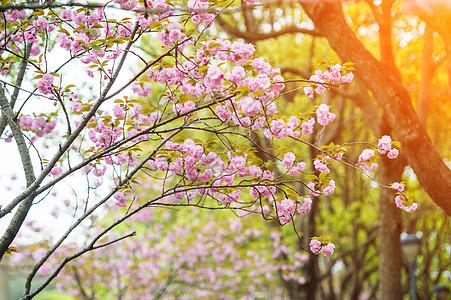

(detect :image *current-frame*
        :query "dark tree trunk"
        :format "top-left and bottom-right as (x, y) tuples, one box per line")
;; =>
(377, 5), (405, 299)
(378, 123), (405, 300)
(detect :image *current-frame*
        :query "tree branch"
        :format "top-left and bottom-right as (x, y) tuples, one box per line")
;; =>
(0, 86), (37, 260)
(0, 43), (32, 137)
(215, 15), (323, 41)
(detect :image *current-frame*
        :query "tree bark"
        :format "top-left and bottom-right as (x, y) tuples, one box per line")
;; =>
(376, 4), (405, 298)
(0, 87), (37, 261)
(378, 121), (405, 300)
(300, 1), (451, 215)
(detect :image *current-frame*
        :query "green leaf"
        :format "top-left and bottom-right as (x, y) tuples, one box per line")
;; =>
(234, 86), (251, 94)
(198, 65), (209, 73)
(5, 246), (19, 256)
(73, 25), (86, 32)
(286, 190), (297, 200)
(318, 172), (327, 180)
(58, 28), (71, 36)
(391, 141), (402, 149)
(208, 42), (223, 49)
(31, 9), (44, 16)
(90, 44), (101, 51)
(91, 24), (104, 29)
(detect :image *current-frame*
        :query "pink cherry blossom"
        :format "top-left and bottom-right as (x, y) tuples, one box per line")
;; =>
(391, 182), (405, 192)
(387, 148), (399, 159)
(113, 105), (126, 118)
(361, 162), (378, 171)
(251, 57), (272, 74)
(114, 0), (138, 10)
(320, 243), (335, 256)
(204, 66), (224, 91)
(30, 43), (40, 56)
(288, 162), (306, 176)
(316, 104), (336, 126)
(37, 74), (55, 95)
(272, 75), (285, 92)
(301, 118), (315, 136)
(155, 157), (169, 171)
(283, 152), (296, 169)
(49, 167), (62, 177)
(323, 180), (336, 196)
(307, 182), (320, 197)
(240, 96), (262, 116)
(247, 74), (271, 92)
(304, 86), (314, 99)
(313, 159), (330, 174)
(215, 105), (232, 122)
(378, 135), (392, 154)
(114, 192), (127, 207)
(358, 149), (378, 171)
(225, 66), (246, 83)
(169, 157), (184, 174)
(358, 149), (375, 163)
(33, 17), (49, 31)
(93, 166), (107, 177)
(297, 198), (312, 214)
(247, 165), (263, 178)
(275, 198), (296, 224)
(309, 239), (321, 254)
(395, 195), (418, 213)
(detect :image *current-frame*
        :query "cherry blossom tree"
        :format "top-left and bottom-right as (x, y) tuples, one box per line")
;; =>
(43, 208), (298, 299)
(0, 0), (416, 298)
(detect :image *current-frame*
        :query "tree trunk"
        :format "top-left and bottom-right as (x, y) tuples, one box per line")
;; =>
(377, 5), (405, 299)
(378, 125), (405, 300)
(300, 1), (451, 215)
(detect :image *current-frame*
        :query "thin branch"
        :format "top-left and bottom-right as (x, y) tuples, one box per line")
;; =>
(90, 231), (136, 251)
(0, 42), (32, 136)
(215, 15), (323, 41)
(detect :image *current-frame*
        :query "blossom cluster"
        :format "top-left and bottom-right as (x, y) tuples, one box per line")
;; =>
(273, 197), (312, 225)
(307, 179), (336, 197)
(15, 115), (57, 142)
(149, 38), (286, 133)
(357, 137), (416, 212)
(377, 135), (399, 158)
(150, 139), (276, 207)
(309, 239), (335, 256)
(37, 74), (55, 95)
(282, 152), (307, 176)
(46, 213), (290, 299)
(188, 0), (215, 25)
(304, 64), (354, 99)
(391, 182), (418, 212)
(358, 135), (400, 171)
